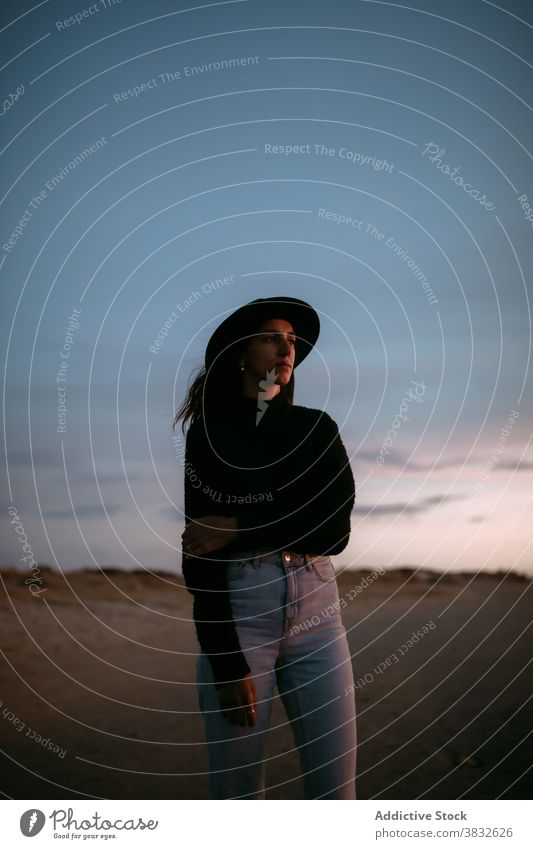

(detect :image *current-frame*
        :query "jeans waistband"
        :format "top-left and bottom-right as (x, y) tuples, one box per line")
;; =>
(228, 547), (316, 565)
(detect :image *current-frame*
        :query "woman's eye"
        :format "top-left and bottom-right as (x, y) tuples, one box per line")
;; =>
(262, 335), (296, 345)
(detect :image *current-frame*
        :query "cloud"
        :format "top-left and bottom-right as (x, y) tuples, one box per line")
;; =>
(494, 459), (533, 470)
(355, 450), (533, 473)
(6, 449), (62, 468)
(44, 504), (121, 520)
(73, 470), (146, 485)
(354, 449), (460, 471)
(158, 505), (185, 522)
(352, 493), (466, 517)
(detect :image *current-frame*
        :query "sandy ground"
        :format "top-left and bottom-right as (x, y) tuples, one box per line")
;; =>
(0, 564), (531, 800)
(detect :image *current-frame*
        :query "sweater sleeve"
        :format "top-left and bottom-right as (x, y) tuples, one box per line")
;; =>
(181, 421), (251, 688)
(234, 412), (355, 555)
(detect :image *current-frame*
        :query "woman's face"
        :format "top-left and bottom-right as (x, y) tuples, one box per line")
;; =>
(242, 318), (297, 386)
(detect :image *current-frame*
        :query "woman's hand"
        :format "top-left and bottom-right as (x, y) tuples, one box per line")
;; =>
(182, 516), (238, 557)
(218, 673), (257, 727)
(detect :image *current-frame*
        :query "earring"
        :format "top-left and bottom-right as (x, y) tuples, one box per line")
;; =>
(239, 362), (245, 372)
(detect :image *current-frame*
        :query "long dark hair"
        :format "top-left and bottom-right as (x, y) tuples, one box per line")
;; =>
(173, 337), (295, 435)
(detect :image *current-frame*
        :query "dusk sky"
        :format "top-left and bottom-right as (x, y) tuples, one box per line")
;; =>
(2, 0), (532, 576)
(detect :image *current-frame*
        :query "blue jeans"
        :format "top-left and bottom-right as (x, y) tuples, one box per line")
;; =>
(196, 547), (357, 799)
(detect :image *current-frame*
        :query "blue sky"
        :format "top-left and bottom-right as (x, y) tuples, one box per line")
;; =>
(2, 0), (532, 574)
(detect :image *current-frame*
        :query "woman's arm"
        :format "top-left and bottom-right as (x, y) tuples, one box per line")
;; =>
(181, 421), (251, 689)
(233, 411), (355, 555)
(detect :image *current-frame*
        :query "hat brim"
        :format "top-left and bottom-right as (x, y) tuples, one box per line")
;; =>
(205, 296), (320, 370)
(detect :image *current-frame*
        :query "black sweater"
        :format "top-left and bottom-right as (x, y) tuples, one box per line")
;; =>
(181, 392), (355, 687)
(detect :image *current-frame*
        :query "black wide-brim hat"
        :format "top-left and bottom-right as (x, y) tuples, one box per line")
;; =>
(205, 296), (320, 370)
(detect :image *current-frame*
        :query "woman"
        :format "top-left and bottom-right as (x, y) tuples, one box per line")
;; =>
(175, 296), (357, 799)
